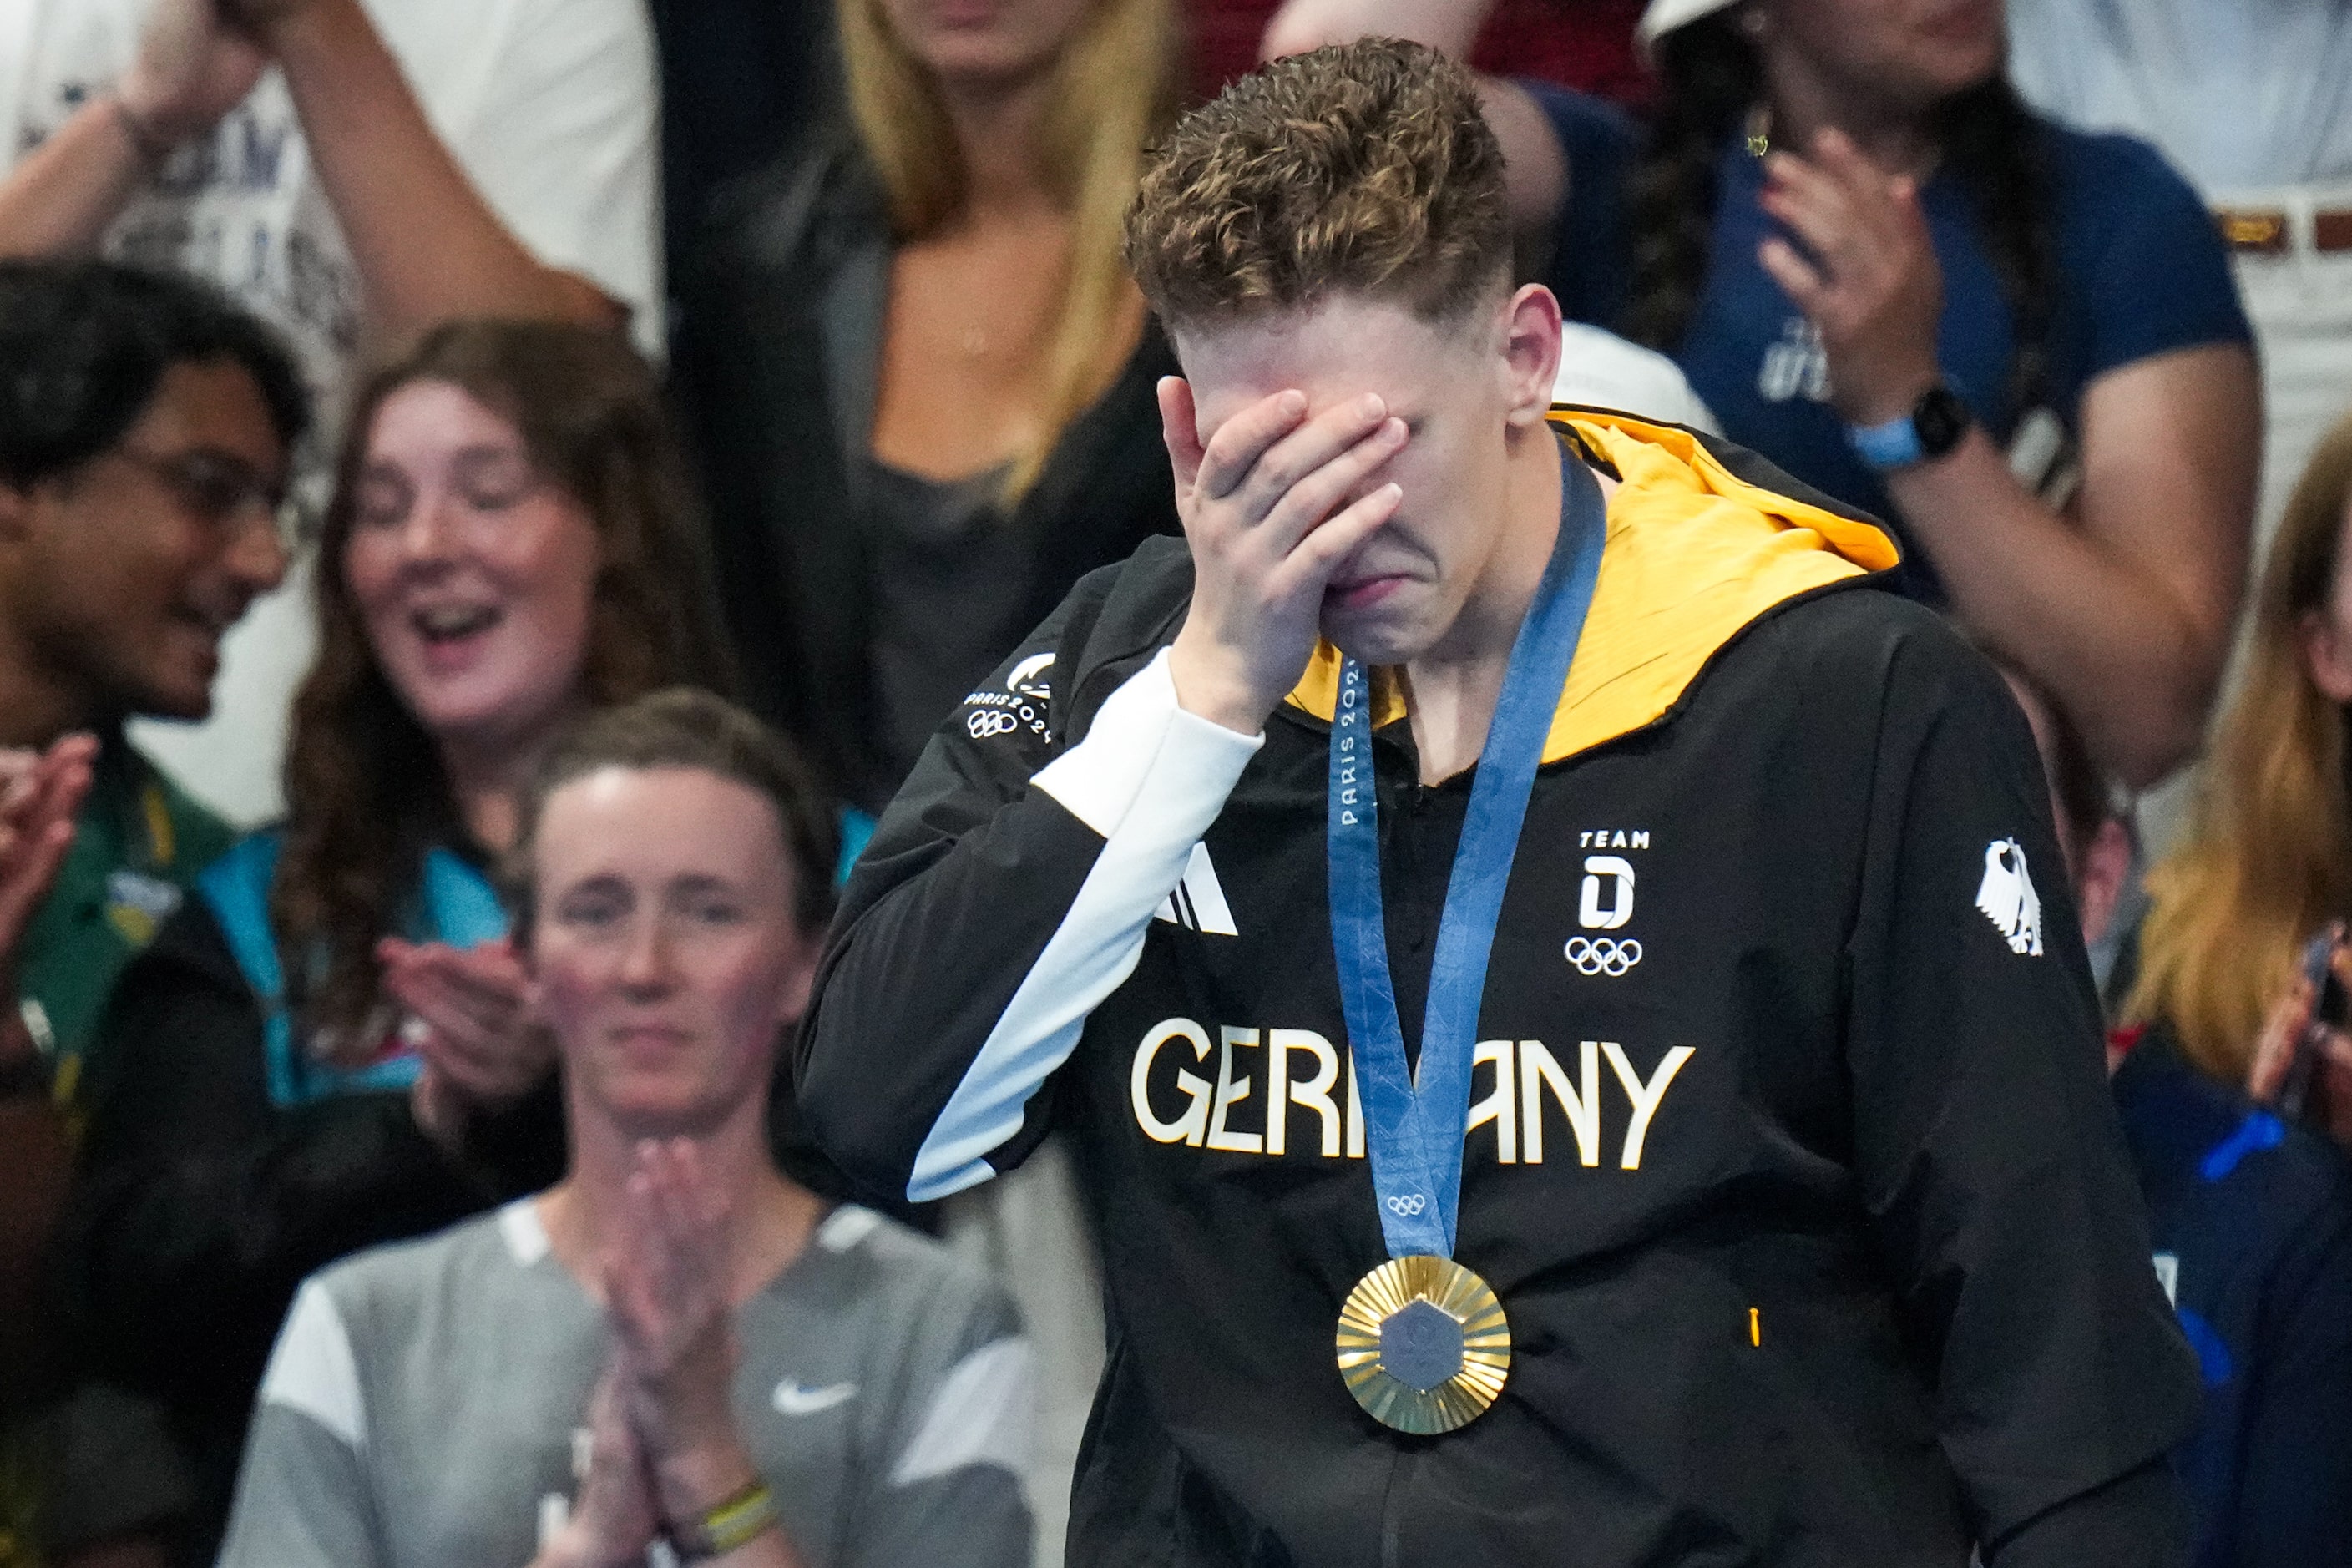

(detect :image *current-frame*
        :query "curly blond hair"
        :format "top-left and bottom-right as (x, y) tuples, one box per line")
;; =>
(1123, 38), (1510, 328)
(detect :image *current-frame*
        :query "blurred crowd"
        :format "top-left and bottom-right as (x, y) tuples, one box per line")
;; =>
(0, 0), (2346, 1565)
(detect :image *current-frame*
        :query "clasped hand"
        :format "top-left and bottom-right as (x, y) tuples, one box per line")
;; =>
(1755, 128), (1946, 427)
(1160, 377), (1408, 736)
(0, 736), (95, 1044)
(382, 936), (553, 1147)
(548, 1141), (748, 1568)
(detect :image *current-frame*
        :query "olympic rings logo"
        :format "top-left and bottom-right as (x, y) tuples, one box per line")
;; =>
(1385, 1193), (1429, 1216)
(1564, 936), (1643, 976)
(966, 710), (1019, 739)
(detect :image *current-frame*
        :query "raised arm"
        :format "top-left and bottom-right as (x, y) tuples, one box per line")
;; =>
(0, 0), (629, 335)
(1758, 129), (2256, 789)
(226, 0), (625, 337)
(800, 385), (1406, 1201)
(0, 0), (266, 256)
(798, 623), (1263, 1202)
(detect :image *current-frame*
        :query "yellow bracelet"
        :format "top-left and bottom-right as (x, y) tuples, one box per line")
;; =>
(668, 1479), (779, 1561)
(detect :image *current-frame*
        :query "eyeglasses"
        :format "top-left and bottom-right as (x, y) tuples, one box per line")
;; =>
(111, 445), (305, 549)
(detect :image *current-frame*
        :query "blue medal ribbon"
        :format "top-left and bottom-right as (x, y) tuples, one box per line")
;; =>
(1328, 443), (1608, 1260)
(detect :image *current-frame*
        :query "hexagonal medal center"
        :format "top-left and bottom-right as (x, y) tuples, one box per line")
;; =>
(1379, 1298), (1464, 1393)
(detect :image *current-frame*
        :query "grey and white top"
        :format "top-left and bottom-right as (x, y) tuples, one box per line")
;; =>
(220, 1201), (1034, 1568)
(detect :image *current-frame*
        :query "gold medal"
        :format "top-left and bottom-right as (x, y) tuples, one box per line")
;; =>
(1335, 1255), (1511, 1434)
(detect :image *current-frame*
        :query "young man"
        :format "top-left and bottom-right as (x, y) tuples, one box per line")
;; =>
(0, 256), (301, 1567)
(0, 260), (301, 1108)
(801, 40), (2199, 1566)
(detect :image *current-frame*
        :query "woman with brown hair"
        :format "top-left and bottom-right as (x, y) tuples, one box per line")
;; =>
(675, 0), (1182, 817)
(2128, 412), (2352, 1142)
(65, 319), (730, 1565)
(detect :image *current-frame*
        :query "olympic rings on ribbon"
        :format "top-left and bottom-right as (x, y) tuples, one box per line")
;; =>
(966, 710), (1019, 739)
(1563, 936), (1642, 976)
(1385, 1193), (1429, 1216)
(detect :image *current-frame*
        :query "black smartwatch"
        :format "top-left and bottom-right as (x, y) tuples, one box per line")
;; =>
(1848, 382), (1975, 471)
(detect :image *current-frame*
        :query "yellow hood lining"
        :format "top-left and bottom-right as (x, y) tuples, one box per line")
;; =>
(1282, 411), (1894, 762)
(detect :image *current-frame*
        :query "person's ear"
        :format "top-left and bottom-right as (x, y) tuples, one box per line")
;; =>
(1498, 283), (1564, 432)
(2076, 817), (2134, 950)
(2302, 604), (2352, 705)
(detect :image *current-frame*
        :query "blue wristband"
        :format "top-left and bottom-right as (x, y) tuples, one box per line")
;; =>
(1847, 411), (1925, 471)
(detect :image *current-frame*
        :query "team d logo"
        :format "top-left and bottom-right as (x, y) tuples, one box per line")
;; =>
(1570, 856), (1640, 975)
(1577, 856), (1634, 930)
(1974, 837), (2043, 957)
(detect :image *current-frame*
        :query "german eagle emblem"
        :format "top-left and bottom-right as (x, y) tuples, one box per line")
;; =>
(1974, 837), (2043, 957)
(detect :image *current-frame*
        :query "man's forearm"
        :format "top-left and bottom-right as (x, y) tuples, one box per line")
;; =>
(264, 0), (620, 340)
(0, 97), (156, 259)
(803, 650), (1260, 1201)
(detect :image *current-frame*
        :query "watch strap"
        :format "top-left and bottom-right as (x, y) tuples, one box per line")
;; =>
(1848, 382), (1974, 473)
(1847, 409), (1925, 470)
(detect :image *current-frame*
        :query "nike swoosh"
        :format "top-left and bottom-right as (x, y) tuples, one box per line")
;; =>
(772, 1380), (858, 1415)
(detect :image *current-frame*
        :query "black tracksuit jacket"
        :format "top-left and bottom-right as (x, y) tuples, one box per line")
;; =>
(798, 414), (2200, 1567)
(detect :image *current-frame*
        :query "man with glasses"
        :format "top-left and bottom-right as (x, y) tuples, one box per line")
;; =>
(0, 257), (302, 1568)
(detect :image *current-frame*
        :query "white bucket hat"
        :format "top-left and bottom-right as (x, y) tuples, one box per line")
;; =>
(1635, 0), (1744, 55)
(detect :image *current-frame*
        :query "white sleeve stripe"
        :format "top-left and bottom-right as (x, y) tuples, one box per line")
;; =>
(1031, 650), (1262, 833)
(257, 1281), (367, 1452)
(889, 1337), (1034, 1487)
(908, 652), (1262, 1201)
(904, 1019), (1085, 1200)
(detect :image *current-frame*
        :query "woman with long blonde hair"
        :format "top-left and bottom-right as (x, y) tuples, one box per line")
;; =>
(2127, 412), (2352, 1139)
(678, 0), (1184, 816)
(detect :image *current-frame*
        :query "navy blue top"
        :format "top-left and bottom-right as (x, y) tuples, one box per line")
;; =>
(1530, 87), (2253, 602)
(2110, 1032), (2352, 1567)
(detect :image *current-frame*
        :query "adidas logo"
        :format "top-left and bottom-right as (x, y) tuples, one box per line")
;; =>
(1155, 842), (1237, 936)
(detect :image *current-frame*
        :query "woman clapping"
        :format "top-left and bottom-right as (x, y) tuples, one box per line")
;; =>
(68, 321), (731, 1560)
(221, 691), (1034, 1568)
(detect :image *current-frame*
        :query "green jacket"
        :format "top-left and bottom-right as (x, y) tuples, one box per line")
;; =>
(17, 736), (233, 1127)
